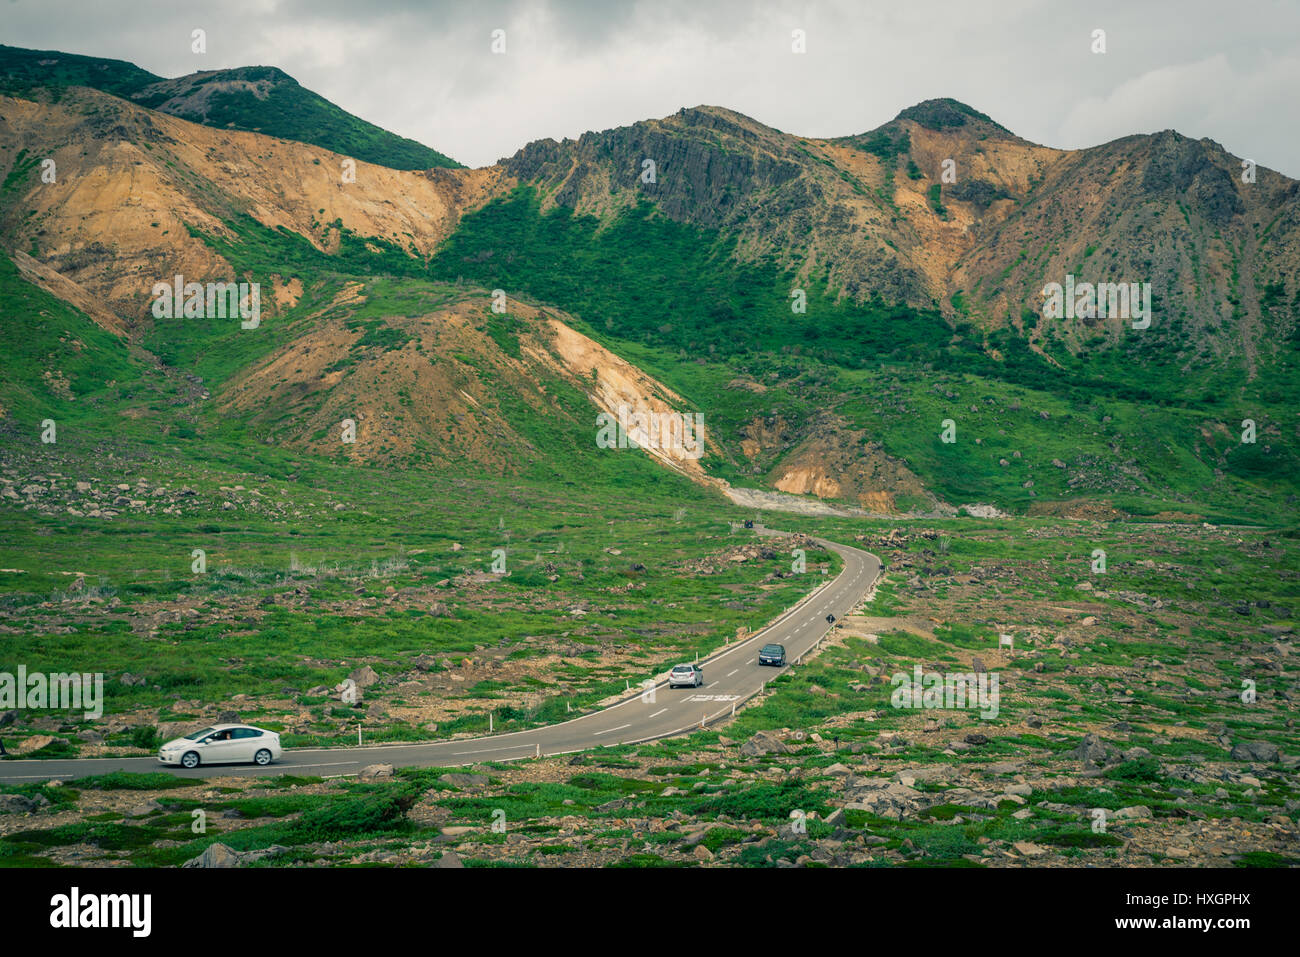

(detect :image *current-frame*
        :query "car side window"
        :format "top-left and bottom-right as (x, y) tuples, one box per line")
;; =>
(233, 728), (261, 739)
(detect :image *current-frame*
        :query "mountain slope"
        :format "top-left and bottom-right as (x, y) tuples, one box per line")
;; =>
(209, 279), (719, 484)
(500, 97), (1300, 385)
(0, 86), (507, 319)
(1, 61), (1296, 520)
(0, 248), (140, 423)
(0, 45), (460, 170)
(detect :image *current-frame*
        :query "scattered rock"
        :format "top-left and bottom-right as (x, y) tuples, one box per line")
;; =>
(14, 735), (66, 754)
(739, 731), (787, 756)
(0, 793), (48, 813)
(183, 843), (240, 868)
(1072, 732), (1120, 768)
(126, 799), (162, 818)
(439, 772), (490, 789)
(349, 665), (380, 689)
(1014, 841), (1047, 857)
(1230, 741), (1280, 763)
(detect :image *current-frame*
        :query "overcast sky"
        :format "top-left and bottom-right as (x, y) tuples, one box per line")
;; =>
(3, 0), (1297, 175)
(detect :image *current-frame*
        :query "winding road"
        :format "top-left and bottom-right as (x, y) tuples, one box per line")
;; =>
(0, 528), (882, 782)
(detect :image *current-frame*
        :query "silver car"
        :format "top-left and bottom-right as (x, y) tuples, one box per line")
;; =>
(668, 663), (704, 689)
(158, 723), (282, 769)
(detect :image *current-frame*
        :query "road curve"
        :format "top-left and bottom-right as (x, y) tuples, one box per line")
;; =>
(0, 528), (881, 782)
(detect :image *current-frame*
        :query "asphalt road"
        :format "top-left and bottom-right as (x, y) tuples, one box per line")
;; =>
(0, 527), (881, 782)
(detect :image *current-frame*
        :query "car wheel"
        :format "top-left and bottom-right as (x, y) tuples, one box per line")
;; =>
(254, 749), (272, 766)
(181, 751), (200, 769)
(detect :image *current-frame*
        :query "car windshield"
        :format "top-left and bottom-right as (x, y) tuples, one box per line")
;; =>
(184, 727), (216, 741)
(672, 666), (692, 672)
(763, 646), (782, 653)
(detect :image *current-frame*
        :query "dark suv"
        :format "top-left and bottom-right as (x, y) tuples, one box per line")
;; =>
(758, 643), (786, 666)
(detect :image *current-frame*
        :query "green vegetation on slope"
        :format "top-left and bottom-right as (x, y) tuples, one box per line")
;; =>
(0, 250), (140, 421)
(0, 43), (161, 99)
(0, 46), (460, 170)
(167, 193), (1299, 519)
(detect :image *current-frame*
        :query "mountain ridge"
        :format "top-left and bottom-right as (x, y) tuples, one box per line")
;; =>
(0, 44), (462, 170)
(0, 46), (1296, 520)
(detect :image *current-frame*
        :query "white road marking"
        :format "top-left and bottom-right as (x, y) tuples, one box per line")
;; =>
(649, 708), (667, 718)
(593, 723), (632, 735)
(451, 744), (535, 755)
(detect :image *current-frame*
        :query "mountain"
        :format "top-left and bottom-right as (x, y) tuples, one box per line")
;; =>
(0, 85), (503, 319)
(502, 96), (1300, 376)
(0, 45), (461, 170)
(0, 54), (1296, 521)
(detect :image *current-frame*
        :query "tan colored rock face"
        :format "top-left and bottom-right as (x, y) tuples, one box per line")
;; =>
(209, 285), (721, 486)
(0, 88), (514, 321)
(532, 316), (719, 485)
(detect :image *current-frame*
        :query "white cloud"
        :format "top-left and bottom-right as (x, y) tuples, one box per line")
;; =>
(1056, 52), (1300, 170)
(0, 0), (1294, 175)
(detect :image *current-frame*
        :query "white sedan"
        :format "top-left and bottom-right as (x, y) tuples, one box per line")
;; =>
(158, 724), (282, 769)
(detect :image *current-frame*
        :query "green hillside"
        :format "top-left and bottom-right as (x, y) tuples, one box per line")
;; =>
(0, 251), (141, 422)
(0, 45), (461, 170)
(148, 192), (1300, 522)
(422, 187), (1299, 520)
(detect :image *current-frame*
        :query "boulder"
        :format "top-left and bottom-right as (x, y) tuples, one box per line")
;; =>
(439, 772), (490, 789)
(126, 799), (162, 818)
(1072, 732), (1120, 768)
(183, 843), (240, 868)
(739, 731), (787, 756)
(15, 735), (66, 754)
(349, 665), (380, 689)
(1230, 741), (1280, 763)
(0, 793), (48, 813)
